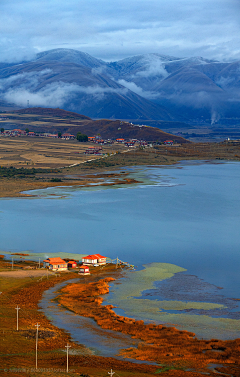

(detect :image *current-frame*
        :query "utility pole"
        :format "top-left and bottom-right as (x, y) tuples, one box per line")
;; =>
(39, 258), (41, 269)
(35, 323), (40, 370)
(65, 343), (71, 373)
(12, 258), (14, 270)
(116, 257), (118, 269)
(108, 370), (115, 377)
(15, 305), (20, 331)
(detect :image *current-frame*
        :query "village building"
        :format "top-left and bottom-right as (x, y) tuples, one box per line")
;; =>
(82, 254), (107, 266)
(95, 139), (104, 144)
(88, 136), (96, 142)
(85, 146), (102, 155)
(116, 138), (125, 143)
(139, 140), (147, 146)
(61, 133), (75, 140)
(78, 265), (90, 275)
(67, 260), (78, 268)
(43, 257), (68, 271)
(12, 129), (26, 136)
(164, 140), (174, 145)
(125, 141), (135, 147)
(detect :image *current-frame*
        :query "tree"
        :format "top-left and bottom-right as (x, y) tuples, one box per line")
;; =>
(76, 132), (88, 142)
(58, 132), (62, 138)
(25, 128), (29, 134)
(1, 128), (4, 133)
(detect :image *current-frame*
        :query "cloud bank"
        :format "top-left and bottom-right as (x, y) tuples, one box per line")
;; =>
(0, 0), (240, 62)
(0, 70), (128, 108)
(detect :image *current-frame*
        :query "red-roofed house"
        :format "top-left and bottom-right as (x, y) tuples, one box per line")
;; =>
(62, 133), (75, 140)
(43, 257), (68, 271)
(164, 140), (173, 145)
(78, 265), (90, 275)
(82, 254), (107, 265)
(28, 131), (35, 137)
(67, 261), (78, 268)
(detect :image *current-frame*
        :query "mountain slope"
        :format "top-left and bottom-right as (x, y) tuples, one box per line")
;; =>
(0, 57), (174, 121)
(1, 48), (240, 123)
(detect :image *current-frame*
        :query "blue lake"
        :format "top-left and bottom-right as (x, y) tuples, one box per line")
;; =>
(1, 160), (240, 339)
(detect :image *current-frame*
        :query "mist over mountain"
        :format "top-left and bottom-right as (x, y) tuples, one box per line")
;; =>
(0, 48), (240, 123)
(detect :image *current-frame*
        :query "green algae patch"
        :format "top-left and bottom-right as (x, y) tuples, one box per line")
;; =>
(117, 262), (187, 300)
(107, 262), (240, 340)
(130, 298), (225, 312)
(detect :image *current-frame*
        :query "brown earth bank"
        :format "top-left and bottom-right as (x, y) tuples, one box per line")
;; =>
(0, 172), (140, 197)
(58, 277), (240, 376)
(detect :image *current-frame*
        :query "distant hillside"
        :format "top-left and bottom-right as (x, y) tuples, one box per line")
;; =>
(13, 107), (91, 120)
(3, 107), (189, 143)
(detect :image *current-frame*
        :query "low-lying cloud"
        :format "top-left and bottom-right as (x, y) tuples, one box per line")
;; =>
(0, 70), (128, 108)
(117, 79), (159, 99)
(133, 57), (169, 79)
(0, 69), (52, 91)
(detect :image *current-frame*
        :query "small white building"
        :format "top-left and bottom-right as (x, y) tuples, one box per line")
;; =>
(43, 257), (68, 271)
(82, 254), (107, 266)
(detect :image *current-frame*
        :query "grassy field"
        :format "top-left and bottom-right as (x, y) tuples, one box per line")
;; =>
(0, 137), (127, 169)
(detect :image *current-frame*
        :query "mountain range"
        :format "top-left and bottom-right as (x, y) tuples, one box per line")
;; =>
(0, 48), (240, 124)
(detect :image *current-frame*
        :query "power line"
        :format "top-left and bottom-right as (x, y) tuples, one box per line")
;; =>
(35, 323), (40, 370)
(65, 343), (71, 373)
(15, 305), (20, 331)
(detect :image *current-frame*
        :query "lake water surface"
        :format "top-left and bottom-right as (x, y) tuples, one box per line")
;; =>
(1, 160), (240, 339)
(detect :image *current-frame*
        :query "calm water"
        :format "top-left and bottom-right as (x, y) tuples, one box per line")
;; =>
(1, 160), (240, 339)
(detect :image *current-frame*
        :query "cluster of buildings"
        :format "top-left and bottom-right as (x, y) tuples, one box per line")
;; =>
(88, 136), (149, 147)
(0, 129), (75, 140)
(43, 253), (107, 275)
(0, 129), (175, 146)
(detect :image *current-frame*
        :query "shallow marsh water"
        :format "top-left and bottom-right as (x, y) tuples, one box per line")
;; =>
(1, 160), (240, 340)
(39, 279), (141, 359)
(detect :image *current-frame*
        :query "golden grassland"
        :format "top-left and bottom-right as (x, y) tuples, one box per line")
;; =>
(0, 137), (127, 169)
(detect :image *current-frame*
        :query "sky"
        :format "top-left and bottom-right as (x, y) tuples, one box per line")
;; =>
(1, 0), (240, 63)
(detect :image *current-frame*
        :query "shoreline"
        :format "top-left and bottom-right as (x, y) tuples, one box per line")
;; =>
(1, 257), (240, 376)
(56, 274), (240, 375)
(0, 139), (240, 198)
(0, 172), (141, 198)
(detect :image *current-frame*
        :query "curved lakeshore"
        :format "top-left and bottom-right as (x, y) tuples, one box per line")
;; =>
(0, 256), (240, 376)
(56, 273), (240, 375)
(1, 157), (240, 376)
